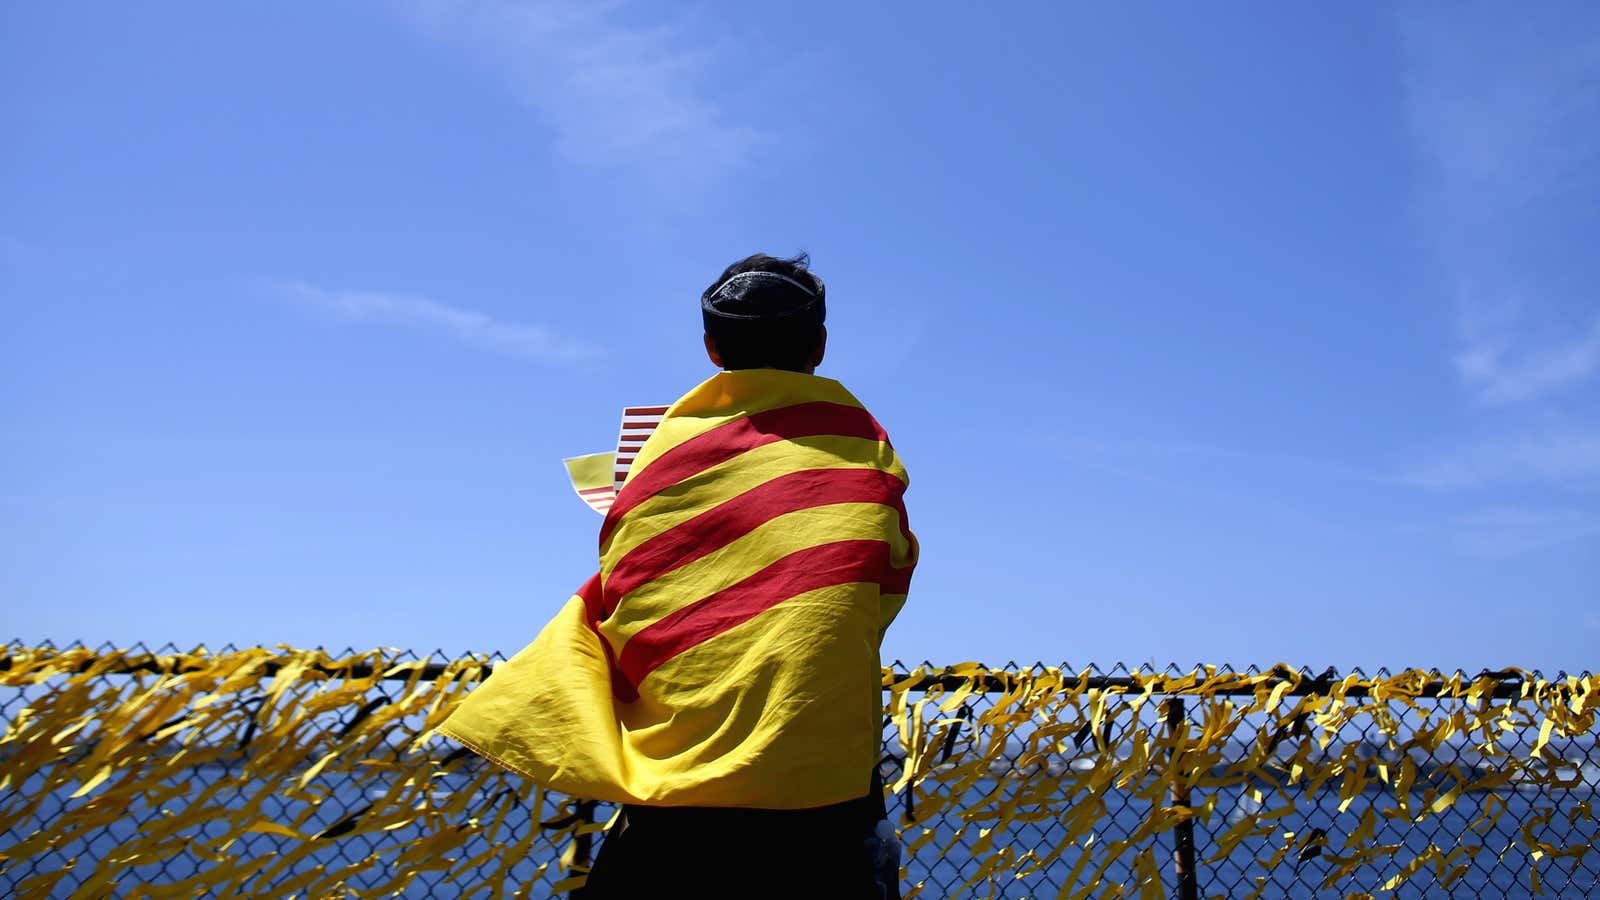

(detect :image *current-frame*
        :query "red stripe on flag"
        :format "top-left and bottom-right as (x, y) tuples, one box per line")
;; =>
(577, 572), (604, 625)
(882, 562), (913, 595)
(600, 402), (889, 545)
(575, 572), (637, 701)
(624, 406), (670, 416)
(615, 539), (894, 690)
(602, 468), (908, 614)
(578, 487), (615, 496)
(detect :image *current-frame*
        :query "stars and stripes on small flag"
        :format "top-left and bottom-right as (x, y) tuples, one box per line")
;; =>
(563, 405), (668, 515)
(614, 405), (668, 494)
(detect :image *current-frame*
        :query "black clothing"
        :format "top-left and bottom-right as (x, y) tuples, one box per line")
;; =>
(579, 774), (894, 900)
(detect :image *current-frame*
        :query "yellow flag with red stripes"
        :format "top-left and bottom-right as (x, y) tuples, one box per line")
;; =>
(438, 369), (917, 809)
(563, 452), (617, 514)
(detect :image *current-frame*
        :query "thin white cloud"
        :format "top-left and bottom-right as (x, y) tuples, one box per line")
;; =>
(1454, 305), (1600, 405)
(281, 281), (598, 363)
(1406, 425), (1600, 491)
(1447, 506), (1600, 558)
(1399, 7), (1600, 499)
(403, 0), (762, 180)
(1400, 8), (1600, 405)
(1402, 16), (1600, 225)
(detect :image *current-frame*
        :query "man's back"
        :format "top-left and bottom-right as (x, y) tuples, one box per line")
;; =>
(436, 253), (915, 897)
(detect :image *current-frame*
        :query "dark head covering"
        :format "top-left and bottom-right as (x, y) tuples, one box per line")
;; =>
(701, 270), (825, 331)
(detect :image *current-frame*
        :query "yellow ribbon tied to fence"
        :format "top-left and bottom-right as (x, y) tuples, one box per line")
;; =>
(2, 646), (1598, 899)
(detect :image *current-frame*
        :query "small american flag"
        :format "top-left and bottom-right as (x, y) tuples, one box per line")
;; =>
(613, 405), (669, 494)
(564, 405), (669, 516)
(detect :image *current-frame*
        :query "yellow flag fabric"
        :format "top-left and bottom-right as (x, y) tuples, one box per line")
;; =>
(438, 370), (917, 809)
(563, 451), (618, 514)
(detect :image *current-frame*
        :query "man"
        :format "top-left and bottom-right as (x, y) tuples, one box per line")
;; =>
(437, 253), (917, 898)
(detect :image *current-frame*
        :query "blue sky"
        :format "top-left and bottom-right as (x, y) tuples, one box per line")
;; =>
(3, 3), (1596, 673)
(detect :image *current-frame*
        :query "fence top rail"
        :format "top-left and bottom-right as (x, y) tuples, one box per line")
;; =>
(3, 643), (1583, 700)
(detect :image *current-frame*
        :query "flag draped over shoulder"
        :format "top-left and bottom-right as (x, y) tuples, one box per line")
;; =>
(437, 370), (917, 809)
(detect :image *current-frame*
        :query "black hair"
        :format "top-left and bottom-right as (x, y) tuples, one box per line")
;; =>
(701, 252), (826, 372)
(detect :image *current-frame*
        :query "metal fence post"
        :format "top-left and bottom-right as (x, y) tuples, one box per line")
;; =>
(1164, 696), (1200, 900)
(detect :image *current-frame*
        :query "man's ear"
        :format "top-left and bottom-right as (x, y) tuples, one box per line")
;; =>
(805, 325), (827, 374)
(703, 333), (725, 369)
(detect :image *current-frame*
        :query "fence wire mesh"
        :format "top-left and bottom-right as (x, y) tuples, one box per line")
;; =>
(1, 642), (1596, 899)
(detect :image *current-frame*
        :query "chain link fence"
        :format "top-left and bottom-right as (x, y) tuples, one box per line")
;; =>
(2, 641), (1596, 898)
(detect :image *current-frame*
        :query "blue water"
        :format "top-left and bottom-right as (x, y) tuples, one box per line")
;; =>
(901, 779), (1599, 898)
(3, 765), (1596, 898)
